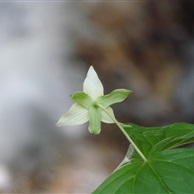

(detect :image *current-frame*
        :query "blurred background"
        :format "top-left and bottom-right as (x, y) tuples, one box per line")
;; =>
(0, 1), (194, 193)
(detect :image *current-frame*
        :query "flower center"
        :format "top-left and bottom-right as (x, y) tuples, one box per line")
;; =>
(93, 101), (99, 108)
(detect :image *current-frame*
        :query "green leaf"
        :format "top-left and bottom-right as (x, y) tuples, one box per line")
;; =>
(93, 123), (194, 194)
(125, 123), (194, 157)
(97, 89), (132, 108)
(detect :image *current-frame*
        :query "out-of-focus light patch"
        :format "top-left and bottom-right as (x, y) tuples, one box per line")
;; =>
(58, 124), (87, 139)
(0, 165), (11, 191)
(73, 168), (108, 193)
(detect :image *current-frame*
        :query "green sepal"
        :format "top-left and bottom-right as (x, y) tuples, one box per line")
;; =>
(88, 106), (101, 135)
(97, 89), (132, 108)
(71, 91), (92, 109)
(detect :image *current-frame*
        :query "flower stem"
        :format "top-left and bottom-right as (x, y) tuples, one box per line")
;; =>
(98, 104), (147, 162)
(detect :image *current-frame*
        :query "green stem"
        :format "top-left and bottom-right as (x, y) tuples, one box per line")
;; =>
(98, 104), (147, 162)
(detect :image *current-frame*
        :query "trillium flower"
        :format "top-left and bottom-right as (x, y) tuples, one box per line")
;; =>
(57, 66), (132, 135)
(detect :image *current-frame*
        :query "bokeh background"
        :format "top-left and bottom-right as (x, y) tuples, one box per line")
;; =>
(0, 1), (194, 193)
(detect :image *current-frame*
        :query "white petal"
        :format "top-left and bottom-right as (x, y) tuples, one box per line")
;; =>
(101, 107), (115, 123)
(83, 66), (104, 99)
(56, 103), (88, 126)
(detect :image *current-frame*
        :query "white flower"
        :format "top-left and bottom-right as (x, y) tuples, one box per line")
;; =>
(57, 66), (131, 135)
